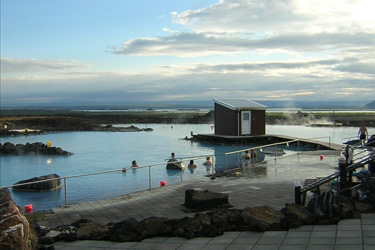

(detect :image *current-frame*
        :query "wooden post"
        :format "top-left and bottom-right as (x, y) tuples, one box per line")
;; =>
(348, 171), (353, 186)
(369, 160), (375, 174)
(295, 186), (301, 205)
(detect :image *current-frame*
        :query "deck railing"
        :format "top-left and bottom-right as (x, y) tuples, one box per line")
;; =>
(295, 147), (375, 205)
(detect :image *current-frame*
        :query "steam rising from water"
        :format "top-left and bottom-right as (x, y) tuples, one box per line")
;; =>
(269, 112), (333, 126)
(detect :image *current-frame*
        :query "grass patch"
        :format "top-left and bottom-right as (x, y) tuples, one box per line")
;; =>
(24, 210), (52, 222)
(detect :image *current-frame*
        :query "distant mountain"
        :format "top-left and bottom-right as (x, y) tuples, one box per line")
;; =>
(255, 100), (369, 109)
(363, 100), (375, 110)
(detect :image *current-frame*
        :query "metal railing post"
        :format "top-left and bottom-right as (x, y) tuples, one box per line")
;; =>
(252, 149), (255, 166)
(274, 145), (277, 162)
(210, 156), (216, 179)
(298, 140), (300, 162)
(225, 154), (228, 172)
(298, 140), (300, 154)
(64, 178), (68, 208)
(148, 165), (151, 190)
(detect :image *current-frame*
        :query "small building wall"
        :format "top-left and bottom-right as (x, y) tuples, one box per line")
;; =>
(214, 103), (238, 135)
(214, 98), (267, 136)
(250, 110), (266, 135)
(237, 109), (266, 136)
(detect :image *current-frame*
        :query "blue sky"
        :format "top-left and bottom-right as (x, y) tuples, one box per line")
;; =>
(1, 0), (374, 106)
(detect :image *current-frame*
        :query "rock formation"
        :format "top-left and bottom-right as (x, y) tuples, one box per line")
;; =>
(356, 174), (375, 206)
(281, 203), (316, 228)
(0, 142), (72, 156)
(94, 125), (153, 132)
(184, 189), (231, 211)
(0, 188), (38, 250)
(13, 174), (62, 192)
(242, 206), (285, 231)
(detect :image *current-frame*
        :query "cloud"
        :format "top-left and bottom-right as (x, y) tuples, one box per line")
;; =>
(2, 56), (374, 106)
(172, 0), (308, 33)
(112, 31), (375, 57)
(1, 58), (90, 73)
(104, 0), (375, 105)
(172, 0), (375, 34)
(335, 61), (375, 75)
(2, 0), (374, 106)
(113, 33), (244, 57)
(112, 0), (375, 58)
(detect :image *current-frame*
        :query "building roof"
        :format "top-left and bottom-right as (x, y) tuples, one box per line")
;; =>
(213, 98), (267, 110)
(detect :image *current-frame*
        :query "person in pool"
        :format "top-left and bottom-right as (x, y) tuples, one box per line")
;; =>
(203, 156), (213, 166)
(241, 149), (257, 159)
(123, 160), (139, 172)
(169, 152), (177, 162)
(241, 150), (251, 159)
(130, 160), (139, 168)
(188, 160), (197, 168)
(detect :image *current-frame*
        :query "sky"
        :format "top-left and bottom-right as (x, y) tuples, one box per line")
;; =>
(1, 0), (375, 107)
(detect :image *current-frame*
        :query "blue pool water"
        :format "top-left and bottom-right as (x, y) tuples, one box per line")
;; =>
(0, 124), (360, 211)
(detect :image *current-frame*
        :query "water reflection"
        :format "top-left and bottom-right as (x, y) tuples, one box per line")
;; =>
(11, 188), (62, 212)
(166, 169), (184, 177)
(241, 164), (268, 179)
(237, 153), (266, 167)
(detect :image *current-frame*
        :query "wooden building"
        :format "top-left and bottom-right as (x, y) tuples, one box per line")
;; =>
(213, 98), (267, 136)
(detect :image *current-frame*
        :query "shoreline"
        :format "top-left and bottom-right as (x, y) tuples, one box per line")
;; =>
(0, 110), (374, 134)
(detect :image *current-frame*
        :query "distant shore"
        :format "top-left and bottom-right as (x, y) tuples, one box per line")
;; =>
(0, 109), (374, 133)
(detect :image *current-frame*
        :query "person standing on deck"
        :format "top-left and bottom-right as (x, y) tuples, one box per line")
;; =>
(358, 124), (369, 145)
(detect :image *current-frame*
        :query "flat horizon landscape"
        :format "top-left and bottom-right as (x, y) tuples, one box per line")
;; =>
(1, 99), (375, 111)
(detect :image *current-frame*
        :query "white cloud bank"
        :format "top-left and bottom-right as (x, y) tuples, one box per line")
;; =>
(1, 0), (374, 106)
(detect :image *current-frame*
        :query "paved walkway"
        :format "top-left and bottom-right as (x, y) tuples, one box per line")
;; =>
(35, 150), (375, 249)
(54, 214), (375, 250)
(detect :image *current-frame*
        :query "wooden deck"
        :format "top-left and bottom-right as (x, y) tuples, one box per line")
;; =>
(193, 133), (342, 150)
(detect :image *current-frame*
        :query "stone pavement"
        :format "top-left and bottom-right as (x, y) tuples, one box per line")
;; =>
(54, 214), (375, 250)
(36, 150), (375, 249)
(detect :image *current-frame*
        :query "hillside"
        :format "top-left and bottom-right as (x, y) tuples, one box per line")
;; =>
(363, 100), (375, 110)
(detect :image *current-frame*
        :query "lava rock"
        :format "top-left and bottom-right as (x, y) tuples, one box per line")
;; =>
(108, 218), (145, 242)
(184, 189), (231, 211)
(354, 201), (374, 213)
(140, 217), (171, 238)
(13, 174), (62, 192)
(70, 219), (109, 240)
(242, 206), (286, 231)
(0, 188), (38, 250)
(281, 203), (316, 228)
(0, 142), (72, 156)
